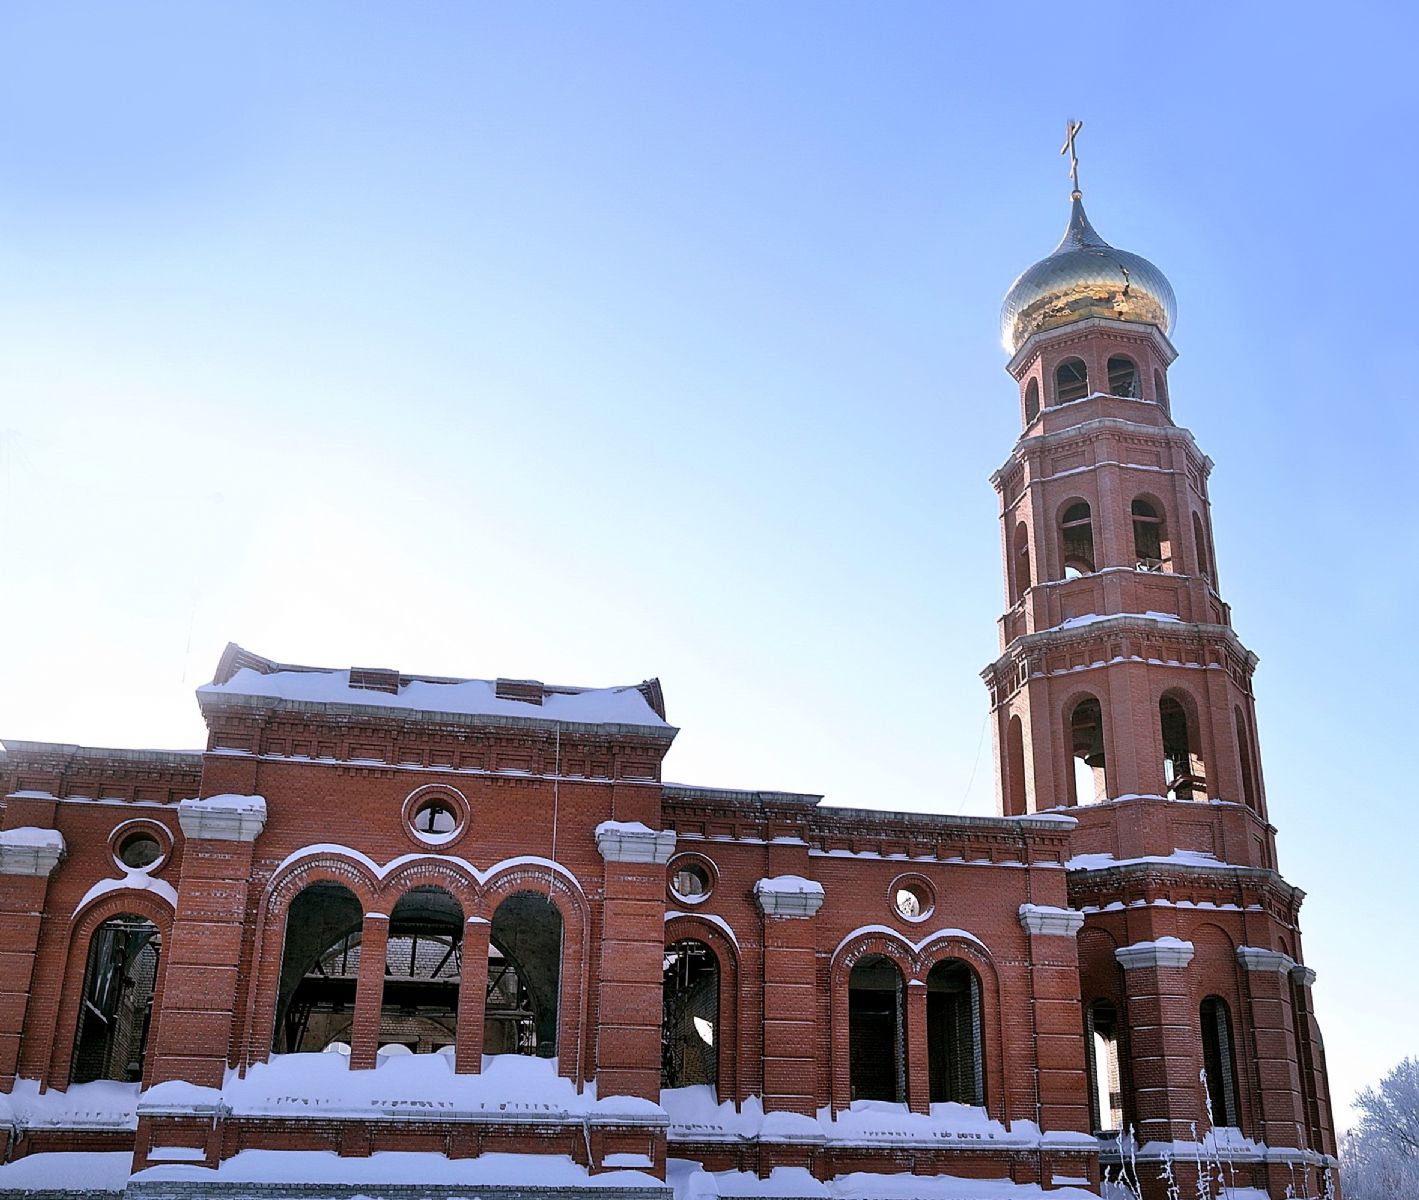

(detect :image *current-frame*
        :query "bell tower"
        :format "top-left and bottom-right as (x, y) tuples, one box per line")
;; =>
(981, 130), (1337, 1198)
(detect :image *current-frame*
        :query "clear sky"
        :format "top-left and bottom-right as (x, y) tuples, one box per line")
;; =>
(1, 2), (1414, 1128)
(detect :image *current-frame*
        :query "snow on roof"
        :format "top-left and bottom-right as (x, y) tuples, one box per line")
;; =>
(200, 657), (671, 733)
(0, 1151), (133, 1193)
(0, 826), (65, 851)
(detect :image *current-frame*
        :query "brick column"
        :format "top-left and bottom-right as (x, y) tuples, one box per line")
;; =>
(0, 827), (64, 1088)
(149, 795), (266, 1087)
(1235, 948), (1309, 1146)
(349, 913), (390, 1071)
(1019, 905), (1090, 1132)
(455, 917), (490, 1074)
(594, 822), (675, 1101)
(1290, 965), (1336, 1157)
(905, 981), (930, 1114)
(1115, 937), (1200, 1143)
(755, 874), (824, 1116)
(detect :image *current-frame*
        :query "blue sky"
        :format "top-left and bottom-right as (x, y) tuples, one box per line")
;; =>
(1, 3), (1415, 1125)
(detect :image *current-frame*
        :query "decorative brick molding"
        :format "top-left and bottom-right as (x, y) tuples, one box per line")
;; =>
(1018, 903), (1085, 936)
(753, 874), (824, 918)
(1236, 945), (1298, 973)
(1291, 964), (1318, 987)
(1115, 936), (1194, 970)
(177, 794), (268, 842)
(594, 820), (676, 864)
(0, 826), (65, 876)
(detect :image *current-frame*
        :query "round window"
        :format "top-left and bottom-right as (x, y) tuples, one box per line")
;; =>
(893, 878), (934, 922)
(118, 831), (163, 871)
(401, 786), (470, 849)
(669, 860), (712, 903)
(412, 799), (458, 841)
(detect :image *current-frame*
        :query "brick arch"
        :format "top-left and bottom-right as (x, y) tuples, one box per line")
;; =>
(828, 930), (914, 1112)
(378, 857), (478, 916)
(479, 862), (591, 1086)
(665, 915), (740, 1103)
(915, 936), (1007, 1120)
(239, 850), (382, 1068)
(49, 890), (175, 1089)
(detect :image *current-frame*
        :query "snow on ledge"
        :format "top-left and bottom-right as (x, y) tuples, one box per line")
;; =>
(131, 1149), (666, 1190)
(1115, 936), (1194, 970)
(1066, 848), (1228, 871)
(0, 826), (65, 876)
(178, 794), (267, 842)
(76, 869), (179, 916)
(1018, 904), (1085, 937)
(597, 819), (677, 864)
(753, 875), (825, 919)
(832, 924), (989, 962)
(2, 1078), (139, 1130)
(666, 910), (740, 949)
(0, 1151), (132, 1193)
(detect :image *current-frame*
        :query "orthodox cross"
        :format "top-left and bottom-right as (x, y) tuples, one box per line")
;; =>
(1061, 119), (1083, 196)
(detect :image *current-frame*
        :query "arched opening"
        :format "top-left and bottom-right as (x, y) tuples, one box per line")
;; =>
(1023, 378), (1041, 424)
(1085, 1000), (1124, 1134)
(662, 939), (719, 1089)
(273, 881), (365, 1053)
(1154, 368), (1169, 413)
(72, 914), (161, 1083)
(378, 887), (463, 1054)
(926, 959), (983, 1106)
(1131, 498), (1170, 571)
(1192, 512), (1213, 583)
(1055, 358), (1089, 404)
(1011, 522), (1031, 603)
(1236, 707), (1259, 810)
(488, 891), (563, 1057)
(848, 955), (904, 1102)
(1005, 714), (1027, 817)
(1061, 502), (1095, 577)
(1200, 996), (1240, 1128)
(1160, 694), (1207, 800)
(1068, 697), (1107, 805)
(1106, 355), (1138, 398)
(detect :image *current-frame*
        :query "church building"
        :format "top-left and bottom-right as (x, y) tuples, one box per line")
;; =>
(0, 153), (1338, 1199)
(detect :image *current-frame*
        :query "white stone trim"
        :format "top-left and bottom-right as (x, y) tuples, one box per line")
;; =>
(754, 875), (825, 919)
(0, 827), (65, 876)
(178, 794), (267, 842)
(1290, 964), (1318, 987)
(1018, 903), (1085, 936)
(1115, 936), (1194, 970)
(594, 820), (676, 864)
(1236, 945), (1297, 973)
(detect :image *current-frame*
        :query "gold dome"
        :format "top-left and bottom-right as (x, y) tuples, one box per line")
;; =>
(1000, 195), (1176, 355)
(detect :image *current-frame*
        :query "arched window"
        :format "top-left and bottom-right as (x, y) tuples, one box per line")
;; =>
(926, 960), (983, 1105)
(1154, 368), (1169, 413)
(1011, 522), (1031, 602)
(273, 881), (364, 1053)
(1061, 502), (1095, 577)
(1131, 498), (1170, 571)
(72, 914), (161, 1083)
(1200, 997), (1240, 1128)
(1068, 697), (1107, 805)
(848, 955), (904, 1102)
(663, 939), (719, 1088)
(1160, 694), (1206, 800)
(489, 891), (564, 1057)
(1106, 355), (1138, 398)
(1023, 378), (1041, 424)
(1005, 714), (1027, 817)
(1085, 1000), (1124, 1134)
(1055, 358), (1089, 404)
(1235, 707), (1259, 810)
(1192, 512), (1213, 583)
(379, 887), (463, 1054)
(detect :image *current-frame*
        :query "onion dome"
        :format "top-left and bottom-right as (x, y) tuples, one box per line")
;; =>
(1000, 194), (1177, 355)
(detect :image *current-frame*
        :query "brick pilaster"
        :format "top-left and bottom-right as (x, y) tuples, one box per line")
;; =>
(349, 912), (390, 1071)
(904, 981), (930, 1114)
(0, 825), (63, 1087)
(1020, 905), (1090, 1133)
(1116, 938), (1200, 1143)
(756, 875), (824, 1116)
(455, 917), (490, 1074)
(1236, 948), (1308, 1147)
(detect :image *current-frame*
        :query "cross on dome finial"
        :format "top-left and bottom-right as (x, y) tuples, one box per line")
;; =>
(1061, 119), (1083, 198)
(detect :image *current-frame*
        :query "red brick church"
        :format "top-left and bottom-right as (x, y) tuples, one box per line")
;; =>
(0, 164), (1338, 1199)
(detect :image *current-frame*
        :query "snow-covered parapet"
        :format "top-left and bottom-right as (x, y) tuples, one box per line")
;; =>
(1236, 945), (1297, 973)
(754, 874), (824, 919)
(1017, 904), (1085, 937)
(1115, 936), (1194, 970)
(178, 794), (267, 842)
(595, 820), (677, 864)
(0, 826), (65, 876)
